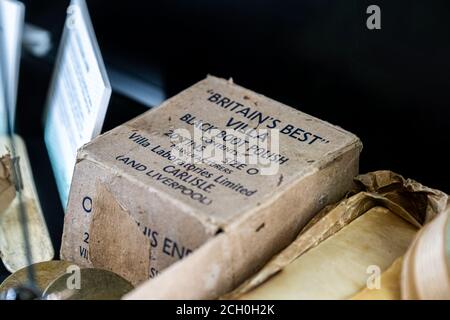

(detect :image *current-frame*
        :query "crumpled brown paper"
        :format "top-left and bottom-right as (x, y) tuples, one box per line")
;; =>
(0, 154), (16, 214)
(224, 170), (448, 299)
(353, 170), (447, 225)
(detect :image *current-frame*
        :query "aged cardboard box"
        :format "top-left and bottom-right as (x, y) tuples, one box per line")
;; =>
(61, 76), (362, 295)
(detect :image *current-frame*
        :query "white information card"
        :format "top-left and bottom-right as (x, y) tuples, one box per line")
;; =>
(44, 0), (111, 208)
(0, 54), (6, 132)
(0, 0), (24, 132)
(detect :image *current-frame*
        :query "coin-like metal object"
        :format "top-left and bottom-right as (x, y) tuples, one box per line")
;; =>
(43, 268), (134, 300)
(0, 260), (76, 296)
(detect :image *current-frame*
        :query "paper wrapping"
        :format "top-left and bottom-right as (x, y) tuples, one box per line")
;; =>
(224, 170), (448, 299)
(353, 170), (447, 225)
(0, 154), (16, 214)
(0, 136), (54, 272)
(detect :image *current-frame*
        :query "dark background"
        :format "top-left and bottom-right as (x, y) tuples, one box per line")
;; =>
(2, 0), (449, 280)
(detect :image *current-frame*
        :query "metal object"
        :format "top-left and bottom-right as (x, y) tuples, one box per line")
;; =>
(43, 268), (134, 300)
(0, 260), (75, 297)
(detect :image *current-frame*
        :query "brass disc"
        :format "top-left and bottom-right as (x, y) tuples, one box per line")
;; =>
(43, 268), (134, 300)
(0, 260), (76, 295)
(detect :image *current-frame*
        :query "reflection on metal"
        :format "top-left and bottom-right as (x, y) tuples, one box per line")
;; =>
(0, 261), (75, 299)
(43, 268), (134, 300)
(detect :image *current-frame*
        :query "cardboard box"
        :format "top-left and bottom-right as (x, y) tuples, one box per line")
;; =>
(61, 76), (362, 291)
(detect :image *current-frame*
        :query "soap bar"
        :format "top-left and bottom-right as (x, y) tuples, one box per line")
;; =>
(61, 76), (361, 290)
(239, 207), (417, 300)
